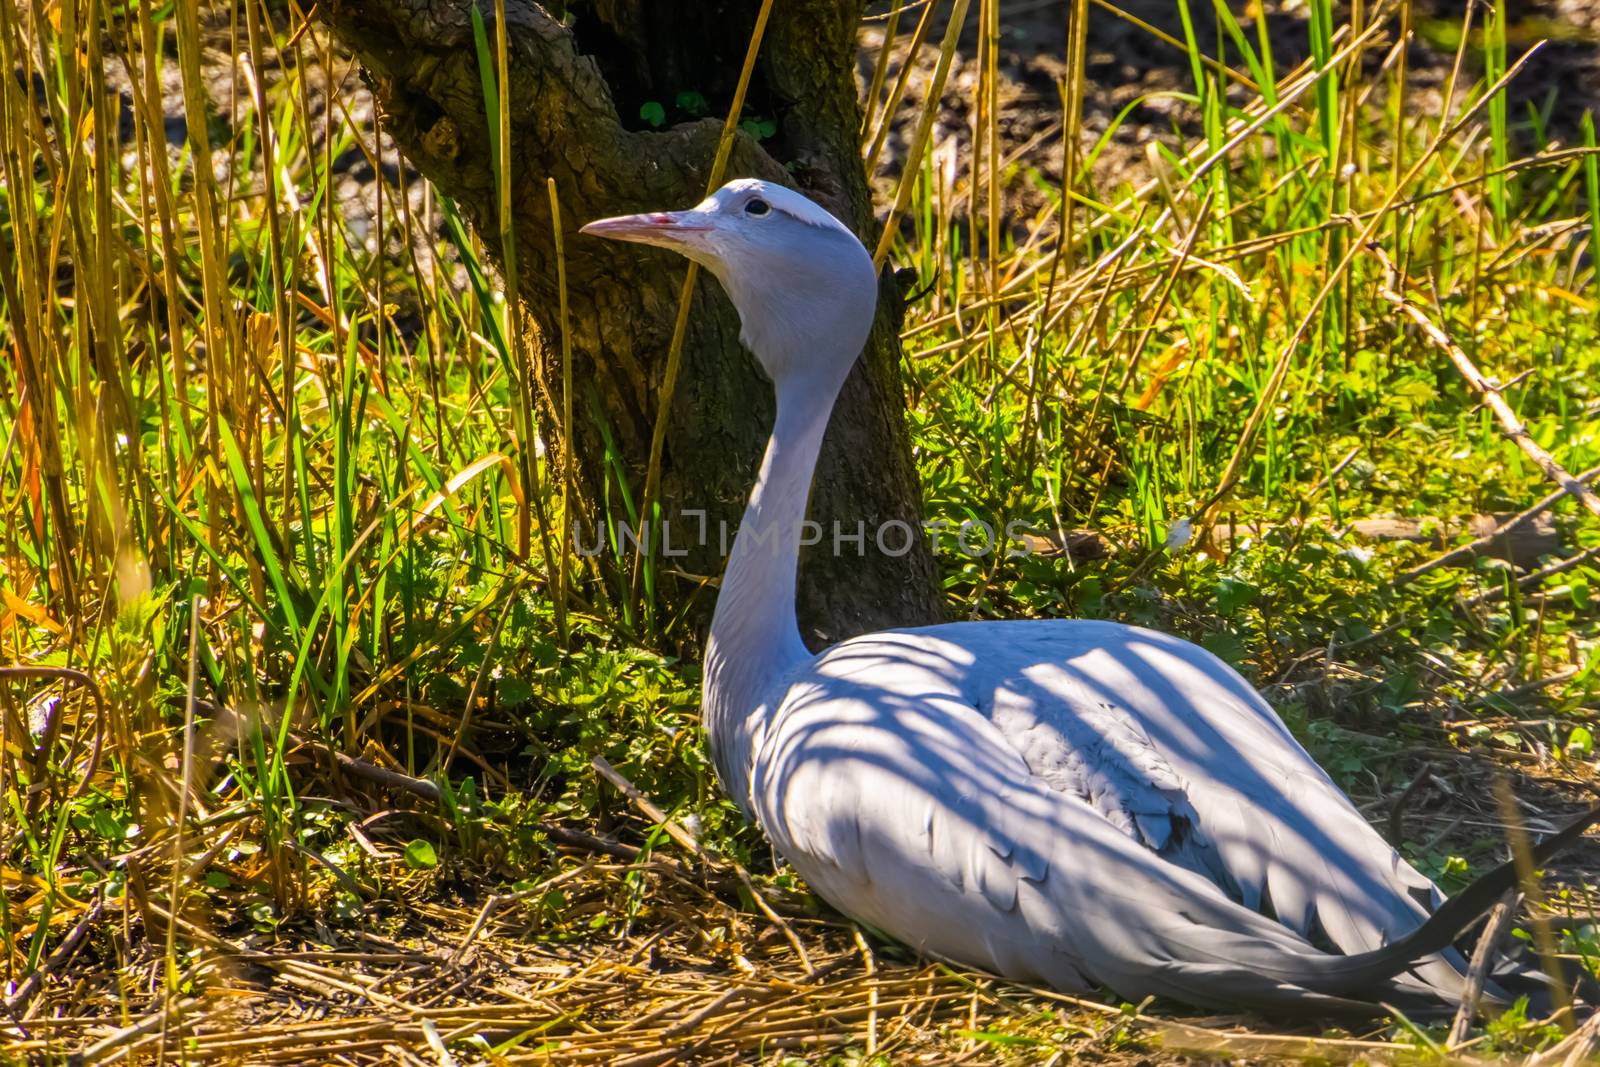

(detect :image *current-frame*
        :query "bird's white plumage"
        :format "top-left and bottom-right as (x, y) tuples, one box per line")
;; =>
(582, 179), (1475, 1014)
(749, 621), (1462, 1009)
(698, 178), (859, 236)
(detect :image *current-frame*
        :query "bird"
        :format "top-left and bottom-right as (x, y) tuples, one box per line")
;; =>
(581, 179), (1597, 1015)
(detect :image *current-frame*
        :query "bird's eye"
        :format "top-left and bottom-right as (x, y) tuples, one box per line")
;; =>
(745, 198), (771, 217)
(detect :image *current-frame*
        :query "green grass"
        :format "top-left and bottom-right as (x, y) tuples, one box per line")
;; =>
(0, 0), (1597, 1058)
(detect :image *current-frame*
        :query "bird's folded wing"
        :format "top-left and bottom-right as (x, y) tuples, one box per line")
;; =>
(755, 646), (1423, 1012)
(963, 621), (1462, 994)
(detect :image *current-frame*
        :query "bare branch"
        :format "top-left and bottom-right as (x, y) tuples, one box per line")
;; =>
(1396, 467), (1600, 587)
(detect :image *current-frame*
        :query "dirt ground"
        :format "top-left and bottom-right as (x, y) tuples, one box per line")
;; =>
(862, 0), (1600, 213)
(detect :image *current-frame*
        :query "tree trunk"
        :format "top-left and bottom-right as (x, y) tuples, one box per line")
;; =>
(322, 0), (942, 646)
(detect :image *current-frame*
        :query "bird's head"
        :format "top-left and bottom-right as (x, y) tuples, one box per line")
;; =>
(581, 179), (879, 390)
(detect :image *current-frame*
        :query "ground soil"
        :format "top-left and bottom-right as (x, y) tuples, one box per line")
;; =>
(865, 0), (1600, 205)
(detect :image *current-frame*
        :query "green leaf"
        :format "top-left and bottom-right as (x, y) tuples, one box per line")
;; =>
(674, 90), (707, 116)
(217, 421), (302, 641)
(952, 1030), (1041, 1047)
(405, 839), (439, 869)
(92, 809), (124, 840)
(1213, 578), (1258, 616)
(204, 870), (232, 889)
(1567, 725), (1594, 757)
(1200, 631), (1247, 667)
(739, 117), (777, 140)
(639, 101), (665, 128)
(498, 676), (534, 706)
(1390, 377), (1437, 411)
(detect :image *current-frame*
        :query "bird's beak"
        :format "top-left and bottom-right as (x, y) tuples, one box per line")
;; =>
(579, 210), (713, 251)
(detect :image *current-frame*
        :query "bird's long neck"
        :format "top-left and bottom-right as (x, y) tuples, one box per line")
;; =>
(703, 375), (838, 814)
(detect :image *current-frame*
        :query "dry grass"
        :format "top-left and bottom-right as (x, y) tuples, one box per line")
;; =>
(3, 734), (1596, 1063)
(0, 838), (1506, 1064)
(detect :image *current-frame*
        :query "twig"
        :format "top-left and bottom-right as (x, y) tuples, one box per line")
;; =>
(1396, 465), (1600, 586)
(1469, 366), (1535, 413)
(662, 955), (860, 1060)
(1460, 542), (1600, 608)
(1491, 777), (1572, 1023)
(591, 756), (816, 976)
(1387, 763), (1432, 846)
(1153, 1019), (1413, 1056)
(330, 749), (442, 802)
(3, 899), (104, 1018)
(1307, 444), (1364, 499)
(0, 666), (108, 816)
(1483, 668), (1580, 705)
(591, 756), (702, 856)
(853, 927), (879, 1056)
(420, 1018), (459, 1067)
(871, 0), (974, 268)
(73, 997), (202, 1065)
(1374, 250), (1600, 524)
(1447, 890), (1516, 1048)
(449, 860), (597, 966)
(1528, 1010), (1600, 1067)
(653, 987), (752, 1043)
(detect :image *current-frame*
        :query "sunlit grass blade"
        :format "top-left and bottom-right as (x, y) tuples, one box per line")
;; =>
(1583, 112), (1598, 296)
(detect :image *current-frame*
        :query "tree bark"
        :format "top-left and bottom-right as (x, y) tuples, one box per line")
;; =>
(322, 0), (942, 646)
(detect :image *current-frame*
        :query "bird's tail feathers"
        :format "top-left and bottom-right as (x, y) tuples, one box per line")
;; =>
(1272, 801), (1600, 997)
